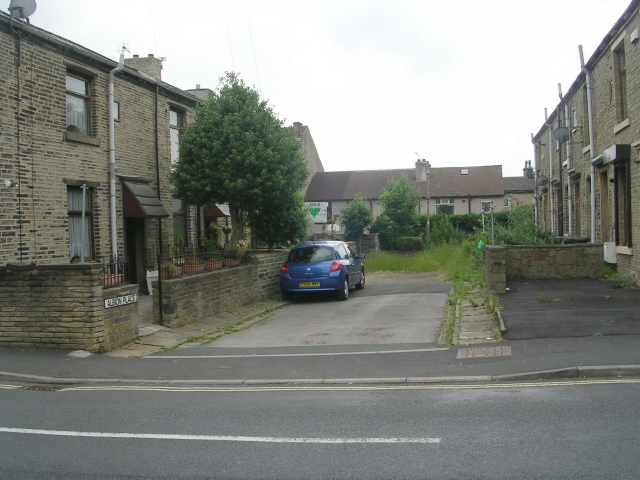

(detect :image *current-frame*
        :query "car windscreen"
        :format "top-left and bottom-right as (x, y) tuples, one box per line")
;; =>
(288, 246), (335, 263)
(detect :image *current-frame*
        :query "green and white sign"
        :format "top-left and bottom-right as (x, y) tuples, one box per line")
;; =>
(305, 202), (328, 223)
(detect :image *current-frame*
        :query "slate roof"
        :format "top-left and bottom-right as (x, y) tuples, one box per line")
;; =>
(305, 165), (504, 201)
(503, 176), (535, 193)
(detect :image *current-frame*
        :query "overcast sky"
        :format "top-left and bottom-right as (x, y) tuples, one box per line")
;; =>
(28, 0), (631, 177)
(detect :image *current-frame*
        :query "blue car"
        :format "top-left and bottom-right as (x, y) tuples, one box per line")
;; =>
(280, 241), (366, 301)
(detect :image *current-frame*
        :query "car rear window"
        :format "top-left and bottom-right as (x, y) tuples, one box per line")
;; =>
(289, 246), (335, 263)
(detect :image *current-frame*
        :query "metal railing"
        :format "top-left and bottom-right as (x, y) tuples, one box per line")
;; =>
(146, 245), (247, 279)
(101, 256), (129, 288)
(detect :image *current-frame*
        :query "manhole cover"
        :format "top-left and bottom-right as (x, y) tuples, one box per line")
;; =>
(456, 346), (512, 359)
(21, 385), (65, 391)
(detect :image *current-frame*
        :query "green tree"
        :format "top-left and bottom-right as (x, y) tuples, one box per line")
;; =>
(341, 195), (373, 253)
(249, 193), (309, 250)
(171, 72), (309, 248)
(378, 176), (421, 244)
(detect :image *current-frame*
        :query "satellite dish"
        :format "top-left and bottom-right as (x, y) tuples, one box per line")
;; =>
(9, 0), (37, 20)
(536, 175), (549, 187)
(554, 126), (570, 143)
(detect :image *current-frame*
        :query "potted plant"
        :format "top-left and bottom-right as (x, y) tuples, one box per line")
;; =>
(204, 256), (224, 271)
(184, 256), (205, 274)
(103, 273), (124, 287)
(224, 241), (245, 267)
(160, 260), (180, 279)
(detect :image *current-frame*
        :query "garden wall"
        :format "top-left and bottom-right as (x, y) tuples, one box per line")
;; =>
(0, 263), (139, 352)
(484, 244), (606, 293)
(153, 251), (287, 328)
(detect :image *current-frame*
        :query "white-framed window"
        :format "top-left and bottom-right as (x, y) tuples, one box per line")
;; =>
(435, 198), (454, 215)
(68, 186), (94, 261)
(614, 161), (631, 247)
(170, 108), (184, 166)
(481, 199), (492, 213)
(504, 197), (510, 208)
(66, 72), (91, 135)
(614, 47), (628, 122)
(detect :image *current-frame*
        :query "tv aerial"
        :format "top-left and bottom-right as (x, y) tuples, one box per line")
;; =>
(8, 0), (37, 23)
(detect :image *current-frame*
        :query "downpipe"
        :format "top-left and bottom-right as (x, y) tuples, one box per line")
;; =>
(109, 49), (125, 260)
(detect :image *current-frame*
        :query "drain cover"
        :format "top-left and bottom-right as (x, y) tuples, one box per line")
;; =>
(21, 385), (65, 391)
(456, 346), (512, 359)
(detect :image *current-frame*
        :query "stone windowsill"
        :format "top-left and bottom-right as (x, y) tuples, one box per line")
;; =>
(613, 118), (630, 135)
(616, 246), (632, 256)
(65, 130), (101, 146)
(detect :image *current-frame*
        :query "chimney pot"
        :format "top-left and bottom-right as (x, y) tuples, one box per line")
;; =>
(196, 84), (200, 89)
(148, 54), (154, 58)
(133, 54), (139, 58)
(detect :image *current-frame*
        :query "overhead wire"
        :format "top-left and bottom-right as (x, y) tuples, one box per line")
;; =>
(245, 1), (261, 91)
(223, 0), (236, 72)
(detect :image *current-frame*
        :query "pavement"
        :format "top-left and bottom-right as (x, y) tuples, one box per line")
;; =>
(0, 277), (639, 386)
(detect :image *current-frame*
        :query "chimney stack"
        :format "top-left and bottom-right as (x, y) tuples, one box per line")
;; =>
(124, 53), (163, 81)
(415, 159), (431, 181)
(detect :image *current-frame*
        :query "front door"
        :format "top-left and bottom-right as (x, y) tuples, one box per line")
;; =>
(125, 218), (147, 293)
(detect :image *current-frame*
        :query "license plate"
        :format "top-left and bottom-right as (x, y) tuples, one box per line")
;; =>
(300, 281), (320, 287)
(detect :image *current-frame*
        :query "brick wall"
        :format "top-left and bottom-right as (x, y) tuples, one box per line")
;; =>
(485, 244), (607, 292)
(103, 283), (139, 351)
(154, 252), (287, 328)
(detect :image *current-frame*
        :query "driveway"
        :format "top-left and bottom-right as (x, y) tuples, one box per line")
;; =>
(207, 272), (452, 349)
(499, 278), (640, 340)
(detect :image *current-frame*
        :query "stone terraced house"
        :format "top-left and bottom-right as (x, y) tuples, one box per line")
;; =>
(532, 0), (640, 285)
(304, 161), (507, 237)
(0, 10), (214, 292)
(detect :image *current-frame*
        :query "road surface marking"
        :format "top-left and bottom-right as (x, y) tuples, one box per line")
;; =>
(144, 347), (448, 359)
(0, 427), (440, 444)
(60, 377), (640, 392)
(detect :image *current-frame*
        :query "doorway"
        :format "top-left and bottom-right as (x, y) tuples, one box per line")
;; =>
(125, 218), (148, 293)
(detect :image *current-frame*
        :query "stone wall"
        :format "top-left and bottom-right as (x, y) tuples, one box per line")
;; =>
(154, 252), (286, 328)
(103, 283), (139, 351)
(0, 262), (138, 352)
(485, 244), (607, 293)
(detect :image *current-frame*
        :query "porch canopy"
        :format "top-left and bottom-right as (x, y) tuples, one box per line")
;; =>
(122, 181), (169, 218)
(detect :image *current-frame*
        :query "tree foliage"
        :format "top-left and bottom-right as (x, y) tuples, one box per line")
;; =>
(378, 176), (421, 246)
(171, 72), (309, 249)
(249, 193), (309, 250)
(341, 195), (373, 249)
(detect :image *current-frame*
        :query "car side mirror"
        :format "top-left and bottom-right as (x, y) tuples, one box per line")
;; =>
(358, 253), (366, 259)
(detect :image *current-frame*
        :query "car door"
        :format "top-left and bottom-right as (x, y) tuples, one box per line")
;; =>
(345, 244), (362, 286)
(337, 243), (358, 287)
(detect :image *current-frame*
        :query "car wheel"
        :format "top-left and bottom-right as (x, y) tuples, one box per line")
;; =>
(337, 279), (349, 301)
(355, 270), (365, 290)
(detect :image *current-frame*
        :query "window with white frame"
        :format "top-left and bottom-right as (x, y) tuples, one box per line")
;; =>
(481, 199), (492, 213)
(614, 161), (631, 247)
(68, 186), (94, 261)
(66, 73), (91, 135)
(170, 108), (184, 166)
(435, 198), (454, 215)
(615, 48), (628, 122)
